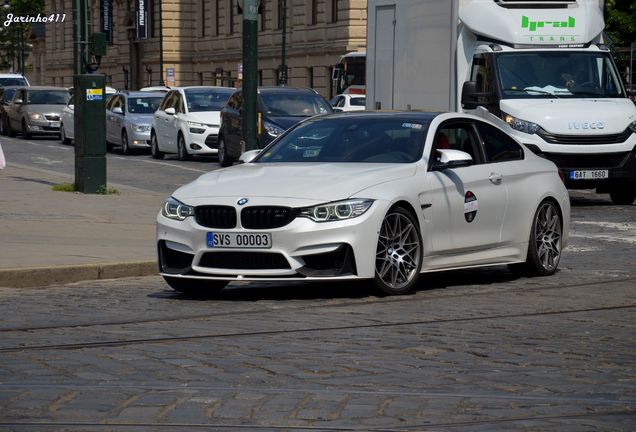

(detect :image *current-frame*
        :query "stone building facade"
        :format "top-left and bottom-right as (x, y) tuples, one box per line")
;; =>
(28, 0), (367, 98)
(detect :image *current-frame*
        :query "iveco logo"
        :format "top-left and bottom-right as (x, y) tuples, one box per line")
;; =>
(237, 198), (249, 206)
(568, 121), (605, 130)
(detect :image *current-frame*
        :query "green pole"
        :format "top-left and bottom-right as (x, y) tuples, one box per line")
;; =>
(242, 0), (259, 152)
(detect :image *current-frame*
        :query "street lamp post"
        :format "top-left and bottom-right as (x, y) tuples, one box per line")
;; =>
(278, 0), (287, 86)
(158, 0), (164, 85)
(239, 0), (260, 152)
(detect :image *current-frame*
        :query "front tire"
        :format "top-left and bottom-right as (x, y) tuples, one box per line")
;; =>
(511, 200), (562, 276)
(121, 129), (131, 155)
(218, 136), (235, 167)
(163, 276), (228, 297)
(21, 119), (31, 139)
(177, 133), (190, 161)
(373, 207), (423, 295)
(150, 132), (164, 159)
(609, 187), (635, 205)
(60, 124), (71, 144)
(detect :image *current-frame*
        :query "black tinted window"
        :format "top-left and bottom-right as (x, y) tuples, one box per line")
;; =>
(477, 122), (524, 162)
(26, 90), (70, 105)
(259, 92), (332, 116)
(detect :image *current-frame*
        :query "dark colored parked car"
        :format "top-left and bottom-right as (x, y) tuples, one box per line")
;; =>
(217, 86), (333, 166)
(0, 86), (20, 136)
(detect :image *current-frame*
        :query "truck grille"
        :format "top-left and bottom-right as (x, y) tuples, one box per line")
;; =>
(195, 206), (237, 229)
(199, 252), (290, 270)
(547, 152), (630, 169)
(538, 128), (633, 145)
(241, 206), (296, 229)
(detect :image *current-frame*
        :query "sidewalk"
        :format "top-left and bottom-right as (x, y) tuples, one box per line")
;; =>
(0, 163), (164, 288)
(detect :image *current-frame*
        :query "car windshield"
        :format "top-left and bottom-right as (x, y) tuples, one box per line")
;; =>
(496, 51), (624, 98)
(259, 92), (333, 117)
(184, 88), (234, 112)
(0, 77), (27, 86)
(350, 97), (365, 106)
(2, 88), (16, 103)
(26, 90), (70, 105)
(255, 116), (429, 164)
(127, 96), (163, 114)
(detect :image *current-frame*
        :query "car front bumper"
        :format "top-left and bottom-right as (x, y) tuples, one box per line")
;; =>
(26, 118), (61, 134)
(128, 128), (152, 148)
(156, 198), (387, 282)
(185, 126), (220, 155)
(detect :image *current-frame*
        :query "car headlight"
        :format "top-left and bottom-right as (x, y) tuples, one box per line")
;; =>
(263, 121), (284, 137)
(132, 124), (151, 133)
(161, 197), (194, 221)
(29, 112), (43, 120)
(187, 121), (206, 134)
(629, 120), (636, 134)
(299, 199), (374, 222)
(503, 113), (540, 135)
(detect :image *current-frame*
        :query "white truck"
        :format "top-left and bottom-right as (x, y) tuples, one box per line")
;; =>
(366, 0), (636, 205)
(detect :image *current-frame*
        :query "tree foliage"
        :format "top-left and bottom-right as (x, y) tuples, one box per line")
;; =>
(0, 0), (45, 71)
(604, 0), (636, 80)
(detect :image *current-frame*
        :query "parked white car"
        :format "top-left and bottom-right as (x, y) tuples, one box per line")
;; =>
(157, 111), (570, 296)
(330, 93), (366, 111)
(151, 86), (235, 161)
(60, 86), (117, 144)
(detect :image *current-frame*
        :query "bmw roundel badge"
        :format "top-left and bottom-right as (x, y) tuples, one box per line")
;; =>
(237, 198), (249, 206)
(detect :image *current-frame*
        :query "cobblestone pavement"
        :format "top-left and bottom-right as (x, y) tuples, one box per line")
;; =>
(0, 192), (635, 431)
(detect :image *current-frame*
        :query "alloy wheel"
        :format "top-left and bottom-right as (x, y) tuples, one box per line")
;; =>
(533, 201), (562, 272)
(375, 208), (422, 294)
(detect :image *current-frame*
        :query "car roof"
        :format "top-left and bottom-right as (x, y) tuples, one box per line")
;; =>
(118, 91), (165, 97)
(21, 86), (69, 91)
(322, 110), (441, 122)
(256, 86), (319, 94)
(0, 74), (27, 78)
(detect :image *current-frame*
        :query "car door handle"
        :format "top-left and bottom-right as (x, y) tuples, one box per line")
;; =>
(489, 172), (503, 185)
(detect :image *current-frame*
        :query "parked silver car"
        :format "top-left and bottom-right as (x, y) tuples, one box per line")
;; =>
(5, 86), (70, 138)
(106, 91), (165, 154)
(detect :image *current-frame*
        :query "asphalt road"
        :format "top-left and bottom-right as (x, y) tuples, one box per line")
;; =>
(1, 134), (635, 431)
(0, 135), (220, 195)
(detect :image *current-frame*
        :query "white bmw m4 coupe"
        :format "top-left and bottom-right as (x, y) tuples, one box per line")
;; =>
(157, 112), (570, 296)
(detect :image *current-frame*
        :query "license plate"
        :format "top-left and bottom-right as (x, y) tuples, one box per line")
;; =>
(206, 232), (272, 249)
(569, 170), (608, 180)
(49, 121), (60, 128)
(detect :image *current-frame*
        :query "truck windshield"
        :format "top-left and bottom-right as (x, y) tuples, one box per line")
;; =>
(495, 51), (624, 99)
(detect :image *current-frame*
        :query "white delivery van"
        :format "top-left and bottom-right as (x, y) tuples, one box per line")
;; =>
(366, 0), (636, 204)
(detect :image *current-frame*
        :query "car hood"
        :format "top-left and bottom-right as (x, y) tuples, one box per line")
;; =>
(263, 115), (309, 131)
(173, 163), (417, 203)
(127, 113), (154, 125)
(500, 98), (636, 135)
(25, 104), (65, 115)
(184, 111), (221, 126)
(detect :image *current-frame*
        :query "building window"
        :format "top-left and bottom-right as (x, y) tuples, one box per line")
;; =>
(197, 0), (206, 37)
(259, 0), (266, 31)
(277, 0), (283, 30)
(214, 0), (219, 36)
(311, 0), (317, 25)
(307, 67), (314, 89)
(228, 0), (234, 34)
(258, 70), (263, 86)
(330, 0), (338, 23)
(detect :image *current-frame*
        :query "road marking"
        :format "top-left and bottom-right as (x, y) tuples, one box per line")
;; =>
(33, 156), (63, 166)
(570, 220), (636, 245)
(112, 156), (209, 173)
(48, 145), (71, 151)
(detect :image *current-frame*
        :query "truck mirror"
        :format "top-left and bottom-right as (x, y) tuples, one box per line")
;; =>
(331, 66), (342, 81)
(461, 81), (479, 109)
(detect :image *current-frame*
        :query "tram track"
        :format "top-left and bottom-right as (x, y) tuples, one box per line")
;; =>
(1, 276), (632, 334)
(1, 303), (633, 353)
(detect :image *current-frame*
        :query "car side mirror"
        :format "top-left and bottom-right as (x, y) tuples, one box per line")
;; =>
(238, 149), (261, 164)
(432, 149), (473, 170)
(14, 98), (23, 104)
(68, 104), (74, 110)
(165, 107), (176, 115)
(112, 106), (123, 115)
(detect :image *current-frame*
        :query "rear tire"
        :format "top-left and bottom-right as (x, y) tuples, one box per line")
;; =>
(163, 276), (228, 297)
(609, 188), (635, 205)
(510, 200), (562, 277)
(373, 207), (423, 295)
(150, 132), (164, 159)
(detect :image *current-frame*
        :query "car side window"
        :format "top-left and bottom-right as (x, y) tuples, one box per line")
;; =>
(476, 122), (524, 162)
(430, 123), (482, 167)
(160, 92), (175, 111)
(337, 97), (346, 108)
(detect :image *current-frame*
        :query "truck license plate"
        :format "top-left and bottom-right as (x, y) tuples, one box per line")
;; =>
(207, 232), (272, 249)
(569, 170), (608, 180)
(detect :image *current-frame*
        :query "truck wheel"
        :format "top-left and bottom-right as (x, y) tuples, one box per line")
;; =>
(609, 188), (636, 205)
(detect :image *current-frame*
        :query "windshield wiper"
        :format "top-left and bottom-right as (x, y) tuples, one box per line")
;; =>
(502, 88), (565, 98)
